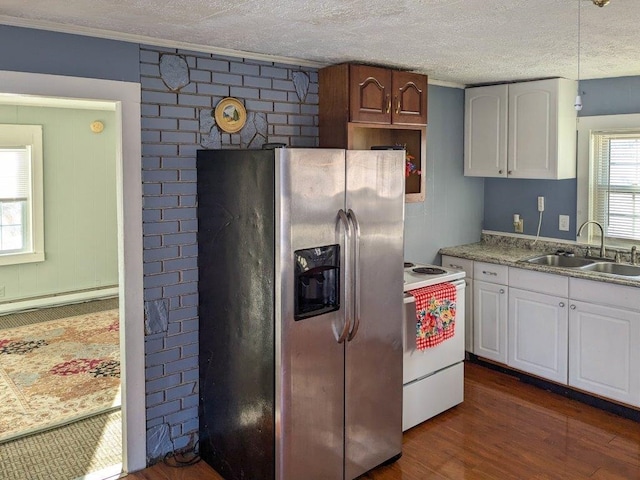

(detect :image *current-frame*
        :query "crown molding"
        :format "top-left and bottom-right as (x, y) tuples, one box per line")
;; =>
(427, 78), (465, 89)
(0, 16), (325, 68)
(0, 16), (466, 88)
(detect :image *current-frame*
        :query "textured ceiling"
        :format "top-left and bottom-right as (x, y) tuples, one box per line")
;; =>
(0, 0), (639, 86)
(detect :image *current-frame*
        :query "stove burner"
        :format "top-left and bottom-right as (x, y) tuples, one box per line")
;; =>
(404, 262), (415, 268)
(412, 267), (446, 275)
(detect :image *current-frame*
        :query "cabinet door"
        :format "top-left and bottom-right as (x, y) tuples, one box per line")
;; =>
(508, 79), (558, 179)
(464, 84), (508, 177)
(473, 280), (508, 364)
(508, 288), (568, 383)
(569, 300), (640, 407)
(391, 71), (427, 125)
(349, 65), (392, 124)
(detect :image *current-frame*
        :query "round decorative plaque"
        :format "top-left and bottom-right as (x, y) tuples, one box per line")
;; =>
(214, 97), (247, 133)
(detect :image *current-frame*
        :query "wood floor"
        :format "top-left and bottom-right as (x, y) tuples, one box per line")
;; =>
(126, 362), (640, 480)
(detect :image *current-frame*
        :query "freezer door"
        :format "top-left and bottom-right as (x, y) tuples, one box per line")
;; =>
(344, 150), (405, 479)
(276, 148), (347, 480)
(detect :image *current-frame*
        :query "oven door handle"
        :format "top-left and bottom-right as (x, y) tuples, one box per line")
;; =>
(336, 209), (352, 344)
(347, 209), (360, 342)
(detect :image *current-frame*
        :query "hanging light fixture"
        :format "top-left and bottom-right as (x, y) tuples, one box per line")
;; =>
(575, 0), (582, 111)
(592, 0), (610, 6)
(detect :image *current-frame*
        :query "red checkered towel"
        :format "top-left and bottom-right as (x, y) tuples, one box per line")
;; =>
(408, 282), (457, 350)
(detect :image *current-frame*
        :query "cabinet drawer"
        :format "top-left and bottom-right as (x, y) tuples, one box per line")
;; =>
(509, 267), (568, 297)
(569, 278), (640, 311)
(441, 255), (473, 277)
(474, 262), (508, 284)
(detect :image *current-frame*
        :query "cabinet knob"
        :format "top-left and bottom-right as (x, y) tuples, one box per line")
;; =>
(508, 170), (512, 175)
(499, 288), (505, 294)
(386, 95), (391, 114)
(395, 96), (401, 114)
(570, 304), (576, 310)
(498, 169), (503, 174)
(449, 264), (463, 270)
(559, 302), (565, 308)
(482, 270), (498, 276)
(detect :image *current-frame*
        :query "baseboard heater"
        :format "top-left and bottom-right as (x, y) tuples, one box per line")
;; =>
(0, 286), (119, 315)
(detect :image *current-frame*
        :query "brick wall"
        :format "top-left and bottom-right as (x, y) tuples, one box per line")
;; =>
(139, 45), (319, 460)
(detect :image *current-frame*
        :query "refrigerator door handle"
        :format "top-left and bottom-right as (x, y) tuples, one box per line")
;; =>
(337, 209), (352, 344)
(347, 209), (361, 342)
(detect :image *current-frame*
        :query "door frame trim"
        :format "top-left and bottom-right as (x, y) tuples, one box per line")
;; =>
(0, 70), (146, 473)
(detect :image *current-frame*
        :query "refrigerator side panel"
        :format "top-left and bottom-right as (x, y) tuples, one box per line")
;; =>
(344, 150), (405, 479)
(276, 148), (347, 480)
(197, 149), (276, 480)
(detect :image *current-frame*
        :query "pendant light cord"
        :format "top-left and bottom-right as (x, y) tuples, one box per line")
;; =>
(574, 0), (583, 111)
(577, 0), (581, 84)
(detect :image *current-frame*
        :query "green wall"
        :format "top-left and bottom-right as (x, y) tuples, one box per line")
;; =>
(0, 105), (118, 302)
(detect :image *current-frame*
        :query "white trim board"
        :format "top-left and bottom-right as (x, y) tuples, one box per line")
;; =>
(0, 70), (146, 474)
(576, 114), (640, 243)
(0, 287), (119, 315)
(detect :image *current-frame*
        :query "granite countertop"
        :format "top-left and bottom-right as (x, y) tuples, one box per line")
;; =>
(439, 234), (640, 288)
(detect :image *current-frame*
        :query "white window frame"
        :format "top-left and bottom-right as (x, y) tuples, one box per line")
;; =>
(577, 114), (640, 247)
(0, 124), (44, 265)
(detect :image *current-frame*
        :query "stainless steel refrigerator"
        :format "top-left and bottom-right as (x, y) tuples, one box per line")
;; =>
(197, 147), (405, 479)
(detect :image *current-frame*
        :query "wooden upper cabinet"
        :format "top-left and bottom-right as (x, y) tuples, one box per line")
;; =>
(319, 63), (428, 203)
(391, 70), (428, 125)
(349, 65), (392, 123)
(348, 64), (427, 125)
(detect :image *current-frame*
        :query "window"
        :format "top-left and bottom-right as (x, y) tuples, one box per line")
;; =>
(0, 125), (44, 265)
(577, 114), (640, 246)
(591, 131), (640, 241)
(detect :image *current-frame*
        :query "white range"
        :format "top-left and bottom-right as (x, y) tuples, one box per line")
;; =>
(402, 262), (466, 431)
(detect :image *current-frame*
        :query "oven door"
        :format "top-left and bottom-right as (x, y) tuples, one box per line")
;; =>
(403, 280), (466, 385)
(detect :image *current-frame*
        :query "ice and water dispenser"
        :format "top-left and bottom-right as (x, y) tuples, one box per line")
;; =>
(294, 244), (340, 320)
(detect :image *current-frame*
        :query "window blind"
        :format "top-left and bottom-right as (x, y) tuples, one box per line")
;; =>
(591, 131), (640, 240)
(0, 147), (30, 201)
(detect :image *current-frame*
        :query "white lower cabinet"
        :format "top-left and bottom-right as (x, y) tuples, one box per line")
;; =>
(473, 279), (508, 364)
(568, 277), (640, 407)
(568, 300), (640, 406)
(508, 288), (568, 383)
(449, 255), (640, 408)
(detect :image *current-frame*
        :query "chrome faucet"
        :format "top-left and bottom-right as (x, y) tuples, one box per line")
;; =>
(577, 220), (606, 259)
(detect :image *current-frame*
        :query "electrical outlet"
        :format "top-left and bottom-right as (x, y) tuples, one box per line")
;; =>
(514, 219), (524, 233)
(559, 215), (570, 232)
(0, 286), (5, 297)
(538, 196), (545, 212)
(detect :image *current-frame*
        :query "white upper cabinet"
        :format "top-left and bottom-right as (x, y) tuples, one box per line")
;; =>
(464, 84), (508, 177)
(464, 78), (577, 179)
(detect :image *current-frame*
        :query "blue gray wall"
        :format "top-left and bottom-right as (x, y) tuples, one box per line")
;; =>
(483, 76), (640, 240)
(404, 85), (484, 264)
(0, 25), (139, 82)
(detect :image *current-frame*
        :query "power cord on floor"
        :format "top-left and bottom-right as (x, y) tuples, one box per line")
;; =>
(163, 441), (201, 468)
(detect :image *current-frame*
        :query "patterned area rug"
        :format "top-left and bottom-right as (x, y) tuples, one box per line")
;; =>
(0, 309), (121, 443)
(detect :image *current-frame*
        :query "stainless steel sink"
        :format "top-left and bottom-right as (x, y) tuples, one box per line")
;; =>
(522, 253), (640, 279)
(581, 262), (640, 277)
(524, 254), (594, 268)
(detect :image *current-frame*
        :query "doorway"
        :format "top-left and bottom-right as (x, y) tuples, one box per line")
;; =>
(0, 70), (146, 475)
